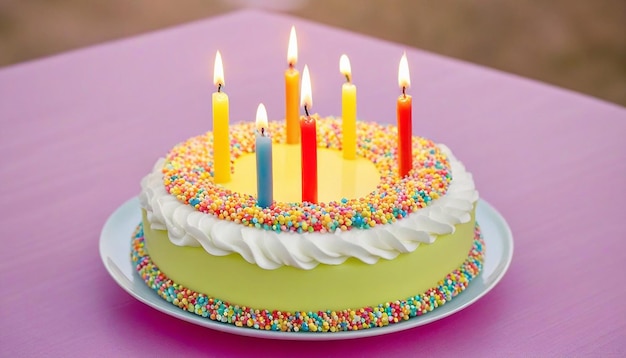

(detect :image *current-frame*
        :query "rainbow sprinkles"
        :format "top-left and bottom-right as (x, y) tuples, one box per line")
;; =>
(163, 117), (452, 233)
(132, 224), (484, 333)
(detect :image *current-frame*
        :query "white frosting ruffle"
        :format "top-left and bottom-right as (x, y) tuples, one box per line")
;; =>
(139, 145), (478, 270)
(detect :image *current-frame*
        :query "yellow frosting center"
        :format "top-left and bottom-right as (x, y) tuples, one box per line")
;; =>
(222, 144), (381, 203)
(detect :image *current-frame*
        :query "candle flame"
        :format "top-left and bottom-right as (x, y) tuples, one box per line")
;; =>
(256, 103), (268, 135)
(213, 50), (224, 88)
(398, 52), (410, 90)
(287, 26), (298, 67)
(339, 54), (352, 82)
(300, 65), (312, 110)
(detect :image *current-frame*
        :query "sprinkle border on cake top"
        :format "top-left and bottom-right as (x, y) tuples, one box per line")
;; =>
(162, 117), (451, 233)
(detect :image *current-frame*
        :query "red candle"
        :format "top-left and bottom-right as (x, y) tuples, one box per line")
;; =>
(300, 65), (318, 203)
(397, 53), (412, 177)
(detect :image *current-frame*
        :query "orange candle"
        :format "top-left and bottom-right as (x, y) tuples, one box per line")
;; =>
(285, 26), (300, 144)
(300, 65), (317, 203)
(397, 52), (412, 177)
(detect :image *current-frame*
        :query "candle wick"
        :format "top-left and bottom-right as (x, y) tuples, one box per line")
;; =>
(218, 83), (222, 93)
(261, 127), (265, 136)
(289, 62), (294, 69)
(402, 86), (406, 98)
(345, 74), (351, 83)
(304, 105), (310, 117)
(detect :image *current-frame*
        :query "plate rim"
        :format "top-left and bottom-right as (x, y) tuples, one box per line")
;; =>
(99, 197), (513, 341)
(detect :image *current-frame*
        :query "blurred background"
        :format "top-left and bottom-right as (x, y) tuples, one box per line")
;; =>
(0, 0), (624, 106)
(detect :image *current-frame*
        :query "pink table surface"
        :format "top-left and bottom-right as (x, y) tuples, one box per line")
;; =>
(1, 9), (624, 357)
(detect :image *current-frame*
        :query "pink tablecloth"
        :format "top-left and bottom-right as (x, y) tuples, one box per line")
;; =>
(1, 9), (624, 357)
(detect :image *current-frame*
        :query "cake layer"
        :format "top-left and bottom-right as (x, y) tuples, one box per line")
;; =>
(142, 208), (475, 312)
(138, 119), (480, 314)
(133, 225), (485, 332)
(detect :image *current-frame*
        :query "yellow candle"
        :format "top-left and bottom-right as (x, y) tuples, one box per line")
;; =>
(212, 50), (230, 183)
(340, 54), (357, 160)
(285, 26), (300, 144)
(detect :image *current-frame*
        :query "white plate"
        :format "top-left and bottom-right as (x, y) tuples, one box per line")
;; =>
(100, 197), (513, 340)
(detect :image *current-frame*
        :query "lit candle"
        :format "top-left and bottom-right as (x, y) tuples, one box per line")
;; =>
(340, 54), (357, 160)
(255, 103), (273, 208)
(397, 52), (412, 177)
(285, 26), (300, 144)
(212, 50), (230, 183)
(300, 65), (318, 204)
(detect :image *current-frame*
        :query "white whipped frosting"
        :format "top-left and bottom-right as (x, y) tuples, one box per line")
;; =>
(139, 145), (478, 270)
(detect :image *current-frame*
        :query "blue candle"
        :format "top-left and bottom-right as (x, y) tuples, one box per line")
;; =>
(255, 103), (273, 208)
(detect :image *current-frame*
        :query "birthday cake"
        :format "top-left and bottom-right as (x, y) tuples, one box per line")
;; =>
(134, 117), (483, 333)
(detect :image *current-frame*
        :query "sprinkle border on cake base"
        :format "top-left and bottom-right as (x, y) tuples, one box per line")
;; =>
(131, 224), (485, 333)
